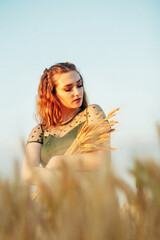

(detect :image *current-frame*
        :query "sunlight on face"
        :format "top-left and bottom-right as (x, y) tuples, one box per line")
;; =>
(54, 70), (84, 111)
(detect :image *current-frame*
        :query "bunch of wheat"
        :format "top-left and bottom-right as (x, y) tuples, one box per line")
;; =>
(65, 108), (119, 154)
(31, 108), (119, 201)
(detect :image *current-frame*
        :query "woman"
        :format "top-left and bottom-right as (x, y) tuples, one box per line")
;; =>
(22, 62), (110, 186)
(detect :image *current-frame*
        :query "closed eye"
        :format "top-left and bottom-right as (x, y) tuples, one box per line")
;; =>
(77, 84), (83, 88)
(64, 88), (72, 92)
(64, 83), (83, 92)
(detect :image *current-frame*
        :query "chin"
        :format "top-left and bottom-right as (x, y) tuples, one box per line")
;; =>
(74, 102), (82, 108)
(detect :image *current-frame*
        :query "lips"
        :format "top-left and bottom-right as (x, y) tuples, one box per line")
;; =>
(73, 98), (81, 102)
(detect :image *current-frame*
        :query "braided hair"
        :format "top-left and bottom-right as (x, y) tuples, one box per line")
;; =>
(36, 62), (88, 129)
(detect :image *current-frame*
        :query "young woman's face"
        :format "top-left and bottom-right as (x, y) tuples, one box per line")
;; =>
(54, 70), (84, 111)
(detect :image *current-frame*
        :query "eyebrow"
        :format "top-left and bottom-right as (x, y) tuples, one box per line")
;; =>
(64, 78), (82, 87)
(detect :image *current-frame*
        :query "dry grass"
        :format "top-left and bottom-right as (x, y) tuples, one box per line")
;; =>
(1, 124), (160, 239)
(65, 107), (119, 154)
(1, 154), (160, 240)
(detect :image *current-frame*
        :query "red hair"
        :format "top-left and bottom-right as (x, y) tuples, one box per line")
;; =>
(36, 62), (88, 129)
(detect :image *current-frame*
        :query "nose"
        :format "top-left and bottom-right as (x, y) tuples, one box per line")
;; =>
(73, 86), (80, 97)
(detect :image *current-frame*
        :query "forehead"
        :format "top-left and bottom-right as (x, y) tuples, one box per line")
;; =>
(54, 71), (81, 87)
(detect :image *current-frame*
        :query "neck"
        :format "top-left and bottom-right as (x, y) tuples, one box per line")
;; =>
(61, 107), (80, 123)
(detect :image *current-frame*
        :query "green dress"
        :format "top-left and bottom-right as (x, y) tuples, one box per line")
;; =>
(27, 105), (106, 167)
(40, 122), (85, 166)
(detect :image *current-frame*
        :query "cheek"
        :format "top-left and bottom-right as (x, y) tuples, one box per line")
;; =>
(56, 89), (66, 98)
(62, 92), (73, 99)
(57, 91), (72, 103)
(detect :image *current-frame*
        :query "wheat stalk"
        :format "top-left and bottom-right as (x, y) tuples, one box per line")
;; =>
(65, 107), (119, 154)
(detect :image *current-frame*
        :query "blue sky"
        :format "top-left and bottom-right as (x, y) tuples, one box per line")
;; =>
(0, 0), (160, 183)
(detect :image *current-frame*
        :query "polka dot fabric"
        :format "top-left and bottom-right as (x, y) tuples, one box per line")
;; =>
(27, 124), (44, 144)
(27, 104), (106, 144)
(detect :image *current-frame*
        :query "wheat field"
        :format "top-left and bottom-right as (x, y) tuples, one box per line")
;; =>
(0, 124), (160, 240)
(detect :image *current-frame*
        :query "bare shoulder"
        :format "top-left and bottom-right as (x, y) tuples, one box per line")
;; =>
(86, 104), (106, 124)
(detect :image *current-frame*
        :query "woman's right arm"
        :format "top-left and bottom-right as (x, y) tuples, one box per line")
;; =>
(22, 143), (56, 186)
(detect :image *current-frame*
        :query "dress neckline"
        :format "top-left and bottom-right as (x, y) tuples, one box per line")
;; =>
(48, 122), (85, 139)
(59, 108), (83, 126)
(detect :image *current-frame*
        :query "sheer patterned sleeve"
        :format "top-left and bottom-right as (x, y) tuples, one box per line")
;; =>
(86, 104), (107, 125)
(27, 124), (44, 145)
(86, 105), (111, 152)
